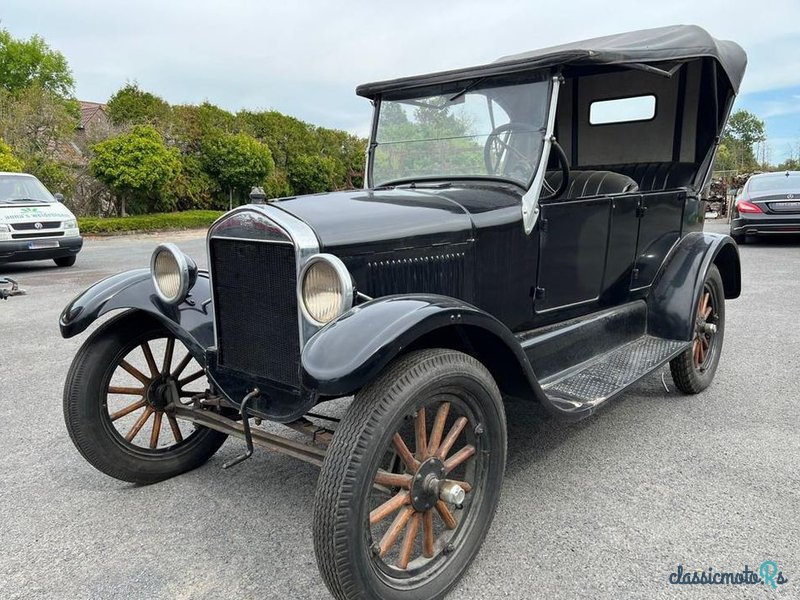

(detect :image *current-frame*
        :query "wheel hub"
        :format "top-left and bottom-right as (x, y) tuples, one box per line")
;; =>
(146, 376), (177, 411)
(410, 457), (446, 511)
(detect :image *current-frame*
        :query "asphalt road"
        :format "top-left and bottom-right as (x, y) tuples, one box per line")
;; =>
(1, 222), (798, 600)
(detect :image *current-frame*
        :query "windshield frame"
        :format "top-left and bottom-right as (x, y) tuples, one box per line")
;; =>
(365, 73), (555, 192)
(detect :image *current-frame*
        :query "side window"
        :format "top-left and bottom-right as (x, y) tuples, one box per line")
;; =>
(589, 95), (656, 125)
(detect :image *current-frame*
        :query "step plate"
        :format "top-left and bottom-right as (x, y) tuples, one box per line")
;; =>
(542, 336), (688, 406)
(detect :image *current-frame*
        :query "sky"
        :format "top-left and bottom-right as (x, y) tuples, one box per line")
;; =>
(4, 0), (800, 162)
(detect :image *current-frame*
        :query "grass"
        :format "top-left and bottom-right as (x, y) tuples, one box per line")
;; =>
(78, 210), (224, 235)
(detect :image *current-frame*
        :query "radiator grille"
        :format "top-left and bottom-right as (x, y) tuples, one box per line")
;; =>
(210, 238), (300, 387)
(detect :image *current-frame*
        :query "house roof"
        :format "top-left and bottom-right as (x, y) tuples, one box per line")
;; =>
(356, 25), (747, 99)
(78, 101), (108, 129)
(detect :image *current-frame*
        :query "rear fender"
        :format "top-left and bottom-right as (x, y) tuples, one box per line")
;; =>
(647, 232), (740, 341)
(59, 269), (213, 364)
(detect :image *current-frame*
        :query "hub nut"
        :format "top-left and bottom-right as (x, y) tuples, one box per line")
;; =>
(439, 481), (466, 505)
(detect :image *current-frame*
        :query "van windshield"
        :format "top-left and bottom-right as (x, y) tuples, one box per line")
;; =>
(0, 175), (56, 203)
(371, 77), (550, 188)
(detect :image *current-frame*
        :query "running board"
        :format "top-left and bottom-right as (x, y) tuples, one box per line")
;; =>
(540, 335), (689, 414)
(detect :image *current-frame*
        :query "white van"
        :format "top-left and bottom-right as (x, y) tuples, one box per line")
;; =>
(0, 172), (82, 267)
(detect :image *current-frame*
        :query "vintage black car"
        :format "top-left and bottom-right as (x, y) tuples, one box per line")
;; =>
(730, 171), (800, 243)
(59, 25), (745, 600)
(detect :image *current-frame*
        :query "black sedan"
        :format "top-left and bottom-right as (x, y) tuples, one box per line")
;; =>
(730, 171), (800, 243)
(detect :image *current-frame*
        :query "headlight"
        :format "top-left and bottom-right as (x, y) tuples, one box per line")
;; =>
(0, 224), (9, 232)
(150, 243), (197, 304)
(63, 219), (78, 229)
(299, 254), (354, 325)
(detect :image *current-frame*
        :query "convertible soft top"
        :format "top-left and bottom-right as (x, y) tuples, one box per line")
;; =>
(356, 24), (747, 98)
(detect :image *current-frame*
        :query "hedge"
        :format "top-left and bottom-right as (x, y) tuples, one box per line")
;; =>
(78, 210), (224, 235)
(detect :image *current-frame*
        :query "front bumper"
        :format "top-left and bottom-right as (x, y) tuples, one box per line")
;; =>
(0, 236), (83, 263)
(730, 213), (800, 237)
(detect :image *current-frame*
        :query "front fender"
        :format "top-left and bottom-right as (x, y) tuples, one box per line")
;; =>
(301, 294), (543, 399)
(59, 269), (214, 363)
(647, 232), (740, 341)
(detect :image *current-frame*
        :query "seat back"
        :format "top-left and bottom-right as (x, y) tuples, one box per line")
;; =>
(544, 170), (639, 201)
(585, 162), (697, 192)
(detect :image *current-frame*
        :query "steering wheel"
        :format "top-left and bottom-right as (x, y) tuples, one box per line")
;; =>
(539, 139), (569, 202)
(484, 122), (538, 177)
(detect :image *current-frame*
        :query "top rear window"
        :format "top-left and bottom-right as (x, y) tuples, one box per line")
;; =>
(748, 175), (800, 193)
(589, 95), (656, 125)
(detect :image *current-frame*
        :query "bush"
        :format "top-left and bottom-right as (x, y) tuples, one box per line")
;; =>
(78, 210), (223, 234)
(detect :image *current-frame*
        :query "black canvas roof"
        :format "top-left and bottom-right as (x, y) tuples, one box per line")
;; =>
(356, 25), (747, 98)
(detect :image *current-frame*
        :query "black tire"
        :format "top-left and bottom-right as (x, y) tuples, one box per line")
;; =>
(63, 311), (227, 484)
(313, 349), (506, 600)
(54, 255), (77, 267)
(669, 265), (725, 394)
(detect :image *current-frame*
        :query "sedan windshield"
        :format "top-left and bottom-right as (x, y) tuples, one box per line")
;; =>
(371, 76), (550, 188)
(0, 174), (56, 203)
(748, 174), (800, 194)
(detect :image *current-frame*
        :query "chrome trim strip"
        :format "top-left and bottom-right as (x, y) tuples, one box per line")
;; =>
(522, 75), (562, 234)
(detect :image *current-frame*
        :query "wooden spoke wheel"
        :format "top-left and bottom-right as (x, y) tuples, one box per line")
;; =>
(670, 265), (726, 394)
(63, 312), (227, 484)
(692, 284), (719, 371)
(313, 349), (506, 600)
(105, 334), (207, 451)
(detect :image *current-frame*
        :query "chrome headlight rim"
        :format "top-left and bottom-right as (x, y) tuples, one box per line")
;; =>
(150, 242), (193, 305)
(298, 253), (354, 327)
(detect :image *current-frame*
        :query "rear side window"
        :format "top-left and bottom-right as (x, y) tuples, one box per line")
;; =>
(589, 95), (656, 125)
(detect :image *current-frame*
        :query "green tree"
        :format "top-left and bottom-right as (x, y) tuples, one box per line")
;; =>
(0, 28), (74, 97)
(288, 154), (339, 195)
(107, 83), (171, 126)
(0, 138), (24, 171)
(721, 109), (766, 171)
(90, 125), (181, 215)
(201, 132), (274, 208)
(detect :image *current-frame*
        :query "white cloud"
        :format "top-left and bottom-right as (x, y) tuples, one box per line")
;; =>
(4, 0), (800, 134)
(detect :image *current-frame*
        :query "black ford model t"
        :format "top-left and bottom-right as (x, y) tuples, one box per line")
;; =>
(60, 25), (745, 600)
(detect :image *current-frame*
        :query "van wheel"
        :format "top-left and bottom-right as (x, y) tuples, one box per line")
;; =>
(669, 265), (725, 394)
(54, 255), (76, 267)
(313, 349), (506, 600)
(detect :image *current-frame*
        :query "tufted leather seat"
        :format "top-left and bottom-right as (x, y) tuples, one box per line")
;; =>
(544, 170), (639, 200)
(586, 162), (697, 192)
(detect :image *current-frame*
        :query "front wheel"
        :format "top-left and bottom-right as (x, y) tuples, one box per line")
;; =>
(669, 265), (725, 394)
(54, 255), (76, 267)
(63, 311), (227, 484)
(313, 349), (506, 600)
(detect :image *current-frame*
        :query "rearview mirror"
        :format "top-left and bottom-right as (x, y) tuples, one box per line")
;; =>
(54, 193), (64, 202)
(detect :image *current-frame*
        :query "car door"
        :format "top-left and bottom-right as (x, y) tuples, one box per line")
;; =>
(534, 196), (612, 313)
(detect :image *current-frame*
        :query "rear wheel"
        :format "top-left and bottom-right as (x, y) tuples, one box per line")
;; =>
(669, 265), (725, 394)
(54, 255), (76, 267)
(313, 349), (506, 600)
(63, 311), (227, 484)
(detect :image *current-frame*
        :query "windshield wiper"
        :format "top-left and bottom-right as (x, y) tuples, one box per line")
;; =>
(5, 198), (48, 203)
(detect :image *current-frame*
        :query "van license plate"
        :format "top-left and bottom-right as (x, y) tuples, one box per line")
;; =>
(29, 240), (60, 249)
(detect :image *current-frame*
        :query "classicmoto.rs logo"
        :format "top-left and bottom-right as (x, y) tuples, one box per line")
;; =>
(668, 561), (788, 589)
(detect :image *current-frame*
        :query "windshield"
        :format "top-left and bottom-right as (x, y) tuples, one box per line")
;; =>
(0, 174), (56, 203)
(371, 76), (551, 188)
(748, 174), (800, 194)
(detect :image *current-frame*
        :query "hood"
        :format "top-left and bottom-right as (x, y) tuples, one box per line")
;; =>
(0, 202), (74, 224)
(271, 188), (476, 251)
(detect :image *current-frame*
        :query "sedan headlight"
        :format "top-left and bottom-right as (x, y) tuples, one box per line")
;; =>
(299, 254), (354, 325)
(150, 243), (197, 304)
